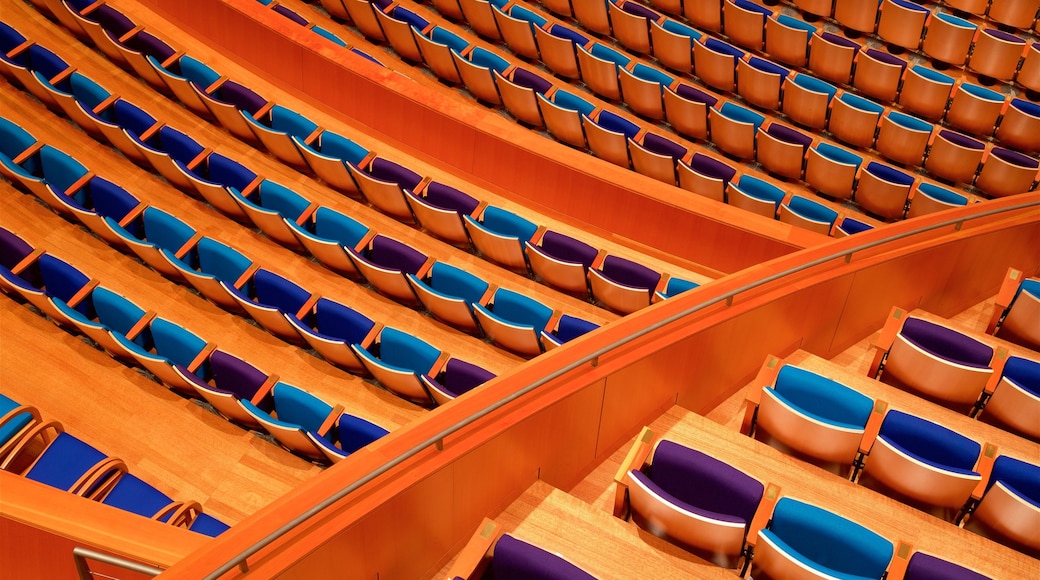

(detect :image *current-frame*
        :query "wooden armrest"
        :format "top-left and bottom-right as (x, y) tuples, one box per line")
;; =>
(634, 127), (648, 142)
(11, 142), (44, 166)
(478, 284), (498, 308)
(74, 456), (127, 499)
(302, 126), (323, 146)
(249, 374), (279, 406)
(66, 279), (100, 309)
(459, 45), (475, 59)
(251, 101), (275, 121)
(444, 518), (501, 580)
(294, 202), (320, 226)
(741, 356), (782, 435)
(589, 249), (608, 271)
(868, 307), (905, 378)
(123, 310), (157, 341)
(158, 500), (202, 528)
(48, 66), (76, 87)
(502, 64), (517, 78)
(118, 24), (145, 44)
(885, 541), (913, 580)
(294, 294), (320, 320)
(413, 176), (433, 196)
(470, 199), (490, 218)
(982, 347), (1009, 396)
(317, 404), (345, 437)
(429, 352), (451, 378)
(10, 248), (45, 276)
(5, 39), (33, 59)
(544, 86), (558, 99)
(987, 268), (1021, 333)
(233, 263), (260, 290)
(745, 482), (782, 548)
(613, 426), (655, 517)
(0, 404), (41, 431)
(173, 232), (204, 260)
(352, 230), (377, 253)
(160, 50), (185, 69)
(239, 175), (264, 198)
(117, 203), (147, 228)
(0, 420), (62, 471)
(970, 443), (999, 501)
(414, 257), (436, 280)
(357, 151), (377, 172)
(544, 309), (563, 335)
(187, 343), (217, 374)
(857, 399), (889, 456)
(62, 171), (95, 196)
(204, 75), (229, 94)
(78, 0), (106, 17)
(91, 94), (119, 115)
(359, 322), (383, 350)
(137, 121), (164, 143)
(185, 147), (212, 171)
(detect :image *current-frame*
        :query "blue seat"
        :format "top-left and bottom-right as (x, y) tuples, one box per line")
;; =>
(1, 144), (90, 208)
(2, 424), (125, 500)
(907, 183), (968, 219)
(307, 413), (390, 464)
(352, 327), (446, 404)
(540, 314), (599, 350)
(104, 206), (196, 281)
(146, 53), (222, 118)
(407, 262), (491, 334)
(754, 497), (893, 580)
(968, 455), (1040, 553)
(240, 383), (343, 462)
(727, 175), (785, 218)
(53, 284), (152, 358)
(225, 268), (315, 344)
(166, 236), (257, 313)
(285, 297), (381, 375)
(177, 152), (259, 221)
(31, 253), (96, 326)
(829, 93), (884, 148)
(188, 513), (232, 537)
(709, 102), (765, 159)
(101, 473), (180, 523)
(835, 217), (874, 237)
(0, 393), (40, 462)
(287, 206), (374, 278)
(654, 277), (699, 301)
(978, 356), (1040, 443)
(242, 104), (319, 170)
(0, 117), (39, 185)
(113, 316), (215, 397)
(994, 278), (1040, 351)
(805, 142), (863, 201)
(779, 196), (838, 235)
(50, 176), (144, 248)
(292, 128), (373, 195)
(473, 288), (555, 356)
(876, 112), (931, 166)
(229, 179), (316, 249)
(464, 205), (540, 272)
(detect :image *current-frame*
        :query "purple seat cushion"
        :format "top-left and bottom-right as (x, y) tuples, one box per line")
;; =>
(430, 358), (496, 397)
(273, 4), (309, 26)
(621, 1), (660, 21)
(539, 230), (598, 268)
(865, 48), (907, 69)
(123, 31), (176, 61)
(674, 83), (718, 107)
(900, 317), (993, 368)
(904, 553), (990, 580)
(820, 31), (861, 51)
(369, 158), (424, 190)
(492, 534), (595, 580)
(642, 133), (688, 160)
(367, 236), (428, 274)
(766, 124), (812, 149)
(209, 350), (272, 409)
(599, 255), (660, 290)
(939, 130), (984, 150)
(510, 67), (553, 94)
(689, 153), (737, 183)
(214, 81), (266, 115)
(983, 28), (1025, 43)
(0, 229), (33, 270)
(646, 440), (764, 526)
(990, 147), (1039, 169)
(423, 181), (479, 214)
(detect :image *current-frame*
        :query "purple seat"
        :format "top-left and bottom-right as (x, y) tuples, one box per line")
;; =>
(491, 534), (595, 580)
(423, 358), (496, 399)
(904, 553), (990, 580)
(365, 236), (428, 274)
(205, 350), (274, 411)
(821, 31), (860, 51)
(423, 182), (480, 215)
(622, 1), (660, 21)
(681, 153), (738, 202)
(538, 231), (598, 268)
(350, 235), (431, 305)
(273, 4), (310, 26)
(511, 67), (554, 94)
(598, 255), (661, 290)
(641, 133), (688, 160)
(368, 158), (424, 191)
(674, 84), (718, 107)
(901, 318), (993, 368)
(210, 81), (266, 116)
(766, 124), (812, 150)
(689, 154), (736, 184)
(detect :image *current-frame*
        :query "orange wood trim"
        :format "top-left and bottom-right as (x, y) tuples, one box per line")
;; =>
(741, 356), (781, 435)
(317, 404), (345, 437)
(137, 121), (165, 142)
(590, 249), (608, 270)
(239, 175), (265, 198)
(471, 199), (490, 217)
(204, 75), (229, 94)
(66, 279), (100, 309)
(971, 442), (999, 500)
(47, 66), (76, 87)
(886, 541), (913, 580)
(10, 248), (45, 276)
(444, 518), (501, 580)
(173, 232), (204, 260)
(413, 176), (433, 196)
(78, 0), (106, 16)
(73, 457), (127, 499)
(160, 50), (185, 69)
(5, 39), (33, 59)
(91, 94), (120, 115)
(634, 128), (648, 142)
(250, 374), (279, 406)
(360, 322), (383, 349)
(11, 142), (44, 166)
(124, 310), (157, 341)
(186, 343), (217, 373)
(420, 23), (435, 36)
(414, 257), (436, 280)
(459, 45), (475, 58)
(185, 147), (212, 171)
(502, 64), (517, 78)
(233, 263), (260, 290)
(0, 421), (61, 472)
(857, 399), (889, 456)
(612, 427), (655, 517)
(357, 151), (377, 172)
(0, 404), (40, 429)
(868, 306), (905, 377)
(428, 352), (451, 377)
(118, 24), (146, 44)
(477, 284), (496, 307)
(352, 230), (377, 253)
(745, 482), (781, 547)
(302, 126), (323, 146)
(986, 268), (1021, 333)
(117, 203), (147, 228)
(982, 347), (1009, 396)
(252, 101), (275, 121)
(294, 202), (320, 226)
(160, 500), (202, 528)
(62, 171), (95, 196)
(293, 294), (320, 320)
(544, 309), (563, 335)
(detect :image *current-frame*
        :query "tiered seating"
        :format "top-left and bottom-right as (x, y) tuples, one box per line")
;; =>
(0, 397), (230, 536)
(987, 267), (1040, 350)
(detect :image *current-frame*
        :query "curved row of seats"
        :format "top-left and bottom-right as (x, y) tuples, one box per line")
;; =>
(987, 268), (1040, 352)
(0, 391), (231, 536)
(0, 122), (510, 405)
(0, 227), (395, 463)
(361, 0), (1037, 223)
(615, 428), (1038, 576)
(0, 17), (701, 317)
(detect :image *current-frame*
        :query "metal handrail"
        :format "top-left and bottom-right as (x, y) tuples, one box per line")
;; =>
(73, 546), (163, 579)
(206, 199), (1039, 579)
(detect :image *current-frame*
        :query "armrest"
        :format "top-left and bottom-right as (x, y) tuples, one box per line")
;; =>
(293, 294), (320, 321)
(444, 518), (501, 580)
(233, 263), (261, 290)
(91, 94), (120, 115)
(317, 404), (345, 437)
(986, 268), (1021, 334)
(116, 203), (147, 228)
(868, 306), (905, 378)
(65, 279), (100, 309)
(970, 443), (998, 502)
(78, 0), (106, 17)
(0, 420), (61, 471)
(428, 352), (451, 377)
(745, 482), (782, 548)
(62, 171), (95, 196)
(160, 50), (185, 68)
(852, 399), (889, 481)
(413, 176), (433, 196)
(186, 343), (217, 374)
(741, 355), (782, 435)
(11, 141), (44, 165)
(123, 310), (157, 341)
(74, 456), (128, 500)
(415, 256), (437, 280)
(982, 347), (1009, 398)
(117, 24), (145, 44)
(613, 426), (656, 518)
(5, 39), (33, 59)
(251, 101), (275, 121)
(885, 541), (913, 580)
(158, 500), (202, 528)
(48, 66), (76, 87)
(0, 404), (41, 459)
(185, 147), (212, 171)
(249, 374), (279, 407)
(136, 121), (164, 143)
(203, 75), (229, 95)
(239, 175), (264, 198)
(173, 232), (204, 260)
(10, 248), (45, 276)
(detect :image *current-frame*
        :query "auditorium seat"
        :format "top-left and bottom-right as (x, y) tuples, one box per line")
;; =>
(856, 162), (914, 220)
(663, 84), (716, 140)
(405, 181), (483, 247)
(756, 123), (810, 180)
(753, 497), (894, 580)
(374, 5), (427, 62)
(708, 102), (764, 160)
(573, 0), (612, 35)
(351, 326), (449, 405)
(177, 349), (277, 428)
(307, 413), (390, 464)
(188, 513), (231, 537)
(834, 0), (882, 33)
(422, 358), (497, 405)
(413, 27), (469, 84)
(287, 206), (374, 278)
(726, 175), (785, 218)
(464, 205), (541, 272)
(33, 68), (118, 142)
(165, 236), (259, 313)
(903, 551), (991, 580)
(349, 157), (424, 222)
(621, 438), (765, 566)
(965, 454), (1040, 553)
(242, 104), (320, 171)
(407, 261), (492, 335)
(496, 67), (554, 127)
(618, 63), (673, 120)
(451, 46), (510, 105)
(127, 125), (209, 192)
(3, 44), (70, 111)
(609, 0), (659, 55)
(347, 234), (434, 306)
(341, 0), (387, 41)
(0, 117), (39, 184)
(808, 32), (860, 85)
(724, 0), (772, 51)
(834, 216), (874, 237)
(897, 66), (954, 121)
(905, 183), (970, 219)
(113, 316), (216, 397)
(99, 473), (185, 524)
(679, 153), (736, 202)
(945, 83), (1005, 137)
(876, 0), (929, 50)
(589, 255), (661, 314)
(474, 287), (557, 356)
(685, 0), (723, 31)
(540, 314), (600, 350)
(990, 274), (1040, 349)
(1, 422), (125, 499)
(745, 363), (875, 466)
(1017, 43), (1040, 93)
(584, 108), (640, 168)
(82, 98), (160, 167)
(693, 37), (744, 92)
(924, 131), (985, 185)
(804, 143), (862, 201)
(974, 148), (1039, 198)
(0, 393), (40, 462)
(576, 43), (629, 101)
(989, 0), (1040, 29)
(778, 196), (838, 234)
(491, 533), (596, 579)
(240, 383), (345, 462)
(534, 24), (586, 79)
(976, 356), (1040, 440)
(793, 0), (833, 18)
(995, 99), (1040, 155)
(536, 89), (593, 148)
(628, 132), (687, 184)
(176, 151), (259, 221)
(285, 297), (380, 375)
(781, 73), (835, 130)
(852, 49), (906, 103)
(968, 29), (1026, 81)
(230, 179), (317, 250)
(48, 176), (145, 249)
(1, 143), (92, 211)
(921, 13), (977, 66)
(650, 19), (700, 73)
(828, 93), (883, 148)
(53, 284), (152, 358)
(765, 14), (815, 68)
(525, 230), (602, 298)
(736, 56), (789, 111)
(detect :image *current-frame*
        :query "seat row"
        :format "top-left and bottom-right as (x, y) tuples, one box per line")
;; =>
(987, 267), (1040, 351)
(0, 392), (230, 536)
(870, 309), (1040, 433)
(1, 17), (700, 317)
(614, 427), (1036, 576)
(0, 227), (394, 463)
(505, 0), (1040, 157)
